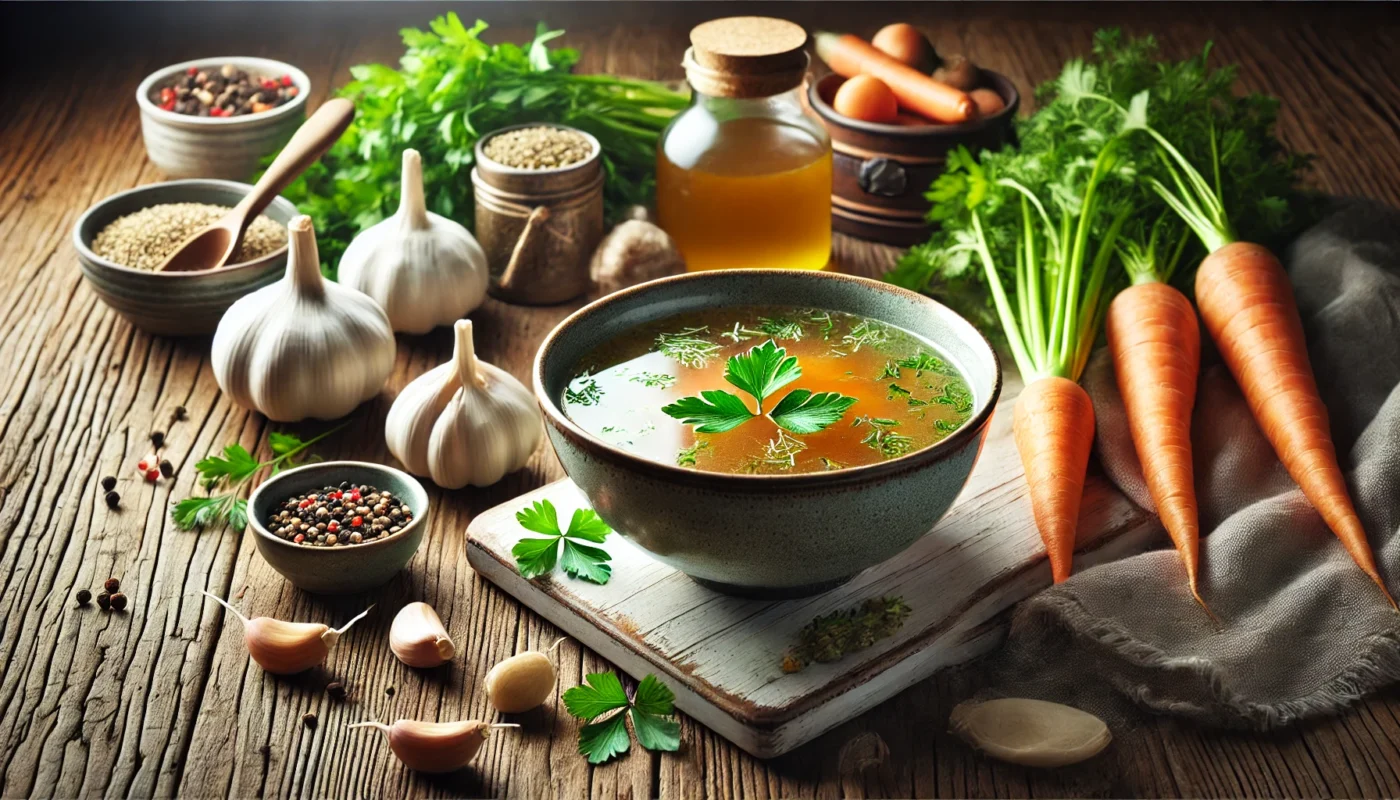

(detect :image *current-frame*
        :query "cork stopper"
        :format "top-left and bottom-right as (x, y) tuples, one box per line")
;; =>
(684, 17), (809, 99)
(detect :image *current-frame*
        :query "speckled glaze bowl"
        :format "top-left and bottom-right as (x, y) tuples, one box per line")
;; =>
(535, 270), (1001, 597)
(248, 461), (429, 594)
(136, 56), (310, 180)
(73, 179), (297, 336)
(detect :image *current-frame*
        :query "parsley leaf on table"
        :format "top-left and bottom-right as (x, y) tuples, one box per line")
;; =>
(662, 339), (857, 436)
(512, 499), (613, 584)
(563, 672), (681, 764)
(172, 425), (344, 532)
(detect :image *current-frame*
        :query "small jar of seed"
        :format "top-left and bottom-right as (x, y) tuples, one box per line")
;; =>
(472, 124), (604, 305)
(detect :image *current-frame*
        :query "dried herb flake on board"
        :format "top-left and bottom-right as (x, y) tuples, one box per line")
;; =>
(781, 597), (911, 673)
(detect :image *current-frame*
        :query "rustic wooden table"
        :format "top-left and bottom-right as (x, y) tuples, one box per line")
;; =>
(4, 3), (1400, 797)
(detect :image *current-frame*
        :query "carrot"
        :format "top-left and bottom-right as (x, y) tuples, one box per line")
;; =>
(1013, 377), (1096, 583)
(1106, 281), (1207, 607)
(814, 32), (977, 124)
(1196, 243), (1395, 607)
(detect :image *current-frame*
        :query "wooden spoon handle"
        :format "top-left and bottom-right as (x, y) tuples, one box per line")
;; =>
(232, 98), (355, 219)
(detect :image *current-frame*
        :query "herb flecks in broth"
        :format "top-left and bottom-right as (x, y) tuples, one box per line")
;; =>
(562, 306), (974, 475)
(565, 377), (603, 406)
(661, 340), (857, 435)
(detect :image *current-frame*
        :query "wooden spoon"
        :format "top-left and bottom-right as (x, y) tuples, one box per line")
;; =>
(157, 98), (354, 273)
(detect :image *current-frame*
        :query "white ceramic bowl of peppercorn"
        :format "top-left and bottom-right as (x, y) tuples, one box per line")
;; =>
(73, 178), (298, 336)
(137, 56), (311, 181)
(249, 461), (430, 595)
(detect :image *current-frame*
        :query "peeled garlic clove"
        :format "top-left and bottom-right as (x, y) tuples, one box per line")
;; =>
(202, 591), (371, 675)
(385, 319), (542, 488)
(949, 698), (1111, 768)
(390, 602), (456, 668)
(350, 719), (517, 773)
(339, 149), (489, 334)
(485, 649), (558, 713)
(212, 215), (395, 422)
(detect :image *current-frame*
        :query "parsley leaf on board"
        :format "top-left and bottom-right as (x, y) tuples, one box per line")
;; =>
(172, 425), (344, 532)
(512, 499), (613, 583)
(563, 672), (681, 764)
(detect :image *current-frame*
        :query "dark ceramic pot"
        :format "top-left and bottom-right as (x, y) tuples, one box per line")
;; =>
(808, 72), (1020, 246)
(534, 270), (1001, 597)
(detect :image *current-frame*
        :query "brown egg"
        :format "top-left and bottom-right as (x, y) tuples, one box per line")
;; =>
(871, 23), (939, 73)
(833, 75), (900, 124)
(969, 87), (1006, 117)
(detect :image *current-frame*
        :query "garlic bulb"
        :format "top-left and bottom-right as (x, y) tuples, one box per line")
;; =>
(201, 591), (371, 675)
(390, 602), (456, 667)
(349, 719), (517, 773)
(385, 319), (542, 488)
(212, 216), (395, 422)
(339, 149), (488, 334)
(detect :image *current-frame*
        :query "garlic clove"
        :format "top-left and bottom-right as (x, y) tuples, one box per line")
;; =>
(589, 219), (685, 297)
(338, 149), (489, 334)
(485, 649), (558, 714)
(350, 720), (518, 773)
(385, 319), (542, 489)
(389, 602), (456, 668)
(202, 591), (372, 675)
(949, 698), (1111, 768)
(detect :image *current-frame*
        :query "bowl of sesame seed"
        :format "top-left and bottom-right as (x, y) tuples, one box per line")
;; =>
(73, 178), (299, 336)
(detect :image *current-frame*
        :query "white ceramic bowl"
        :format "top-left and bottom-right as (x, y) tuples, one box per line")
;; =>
(136, 56), (310, 180)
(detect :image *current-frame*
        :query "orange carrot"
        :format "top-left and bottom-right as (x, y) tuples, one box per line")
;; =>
(814, 32), (977, 124)
(1106, 282), (1207, 607)
(1196, 242), (1396, 607)
(1013, 377), (1096, 583)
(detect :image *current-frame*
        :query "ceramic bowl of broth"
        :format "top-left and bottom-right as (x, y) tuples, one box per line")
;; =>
(535, 270), (1001, 597)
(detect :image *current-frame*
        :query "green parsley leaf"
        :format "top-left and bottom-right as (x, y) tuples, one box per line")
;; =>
(195, 444), (259, 490)
(564, 672), (680, 763)
(577, 714), (632, 764)
(769, 390), (860, 435)
(661, 391), (755, 434)
(723, 340), (801, 408)
(511, 499), (613, 584)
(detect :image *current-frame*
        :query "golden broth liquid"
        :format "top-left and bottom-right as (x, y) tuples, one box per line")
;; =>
(657, 118), (832, 272)
(562, 307), (973, 475)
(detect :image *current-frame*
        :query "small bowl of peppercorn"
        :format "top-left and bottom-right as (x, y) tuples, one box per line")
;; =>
(136, 56), (311, 181)
(248, 461), (430, 594)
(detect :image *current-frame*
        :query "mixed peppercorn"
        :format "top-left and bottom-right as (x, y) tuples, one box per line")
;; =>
(269, 483), (413, 547)
(156, 64), (299, 117)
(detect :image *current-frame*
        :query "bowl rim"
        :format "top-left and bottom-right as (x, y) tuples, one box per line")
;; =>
(808, 70), (1020, 136)
(534, 269), (1003, 491)
(136, 55), (311, 127)
(247, 460), (430, 555)
(72, 178), (296, 278)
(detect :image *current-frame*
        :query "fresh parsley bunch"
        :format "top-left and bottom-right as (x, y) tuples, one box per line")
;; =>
(276, 14), (689, 275)
(563, 672), (681, 763)
(512, 499), (613, 584)
(172, 426), (343, 532)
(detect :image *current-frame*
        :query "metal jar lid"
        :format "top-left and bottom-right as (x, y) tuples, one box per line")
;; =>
(683, 16), (809, 99)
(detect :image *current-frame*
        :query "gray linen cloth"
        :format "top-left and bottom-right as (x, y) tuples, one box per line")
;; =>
(987, 200), (1400, 729)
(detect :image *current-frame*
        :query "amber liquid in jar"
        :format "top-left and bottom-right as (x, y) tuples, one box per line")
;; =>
(658, 117), (832, 272)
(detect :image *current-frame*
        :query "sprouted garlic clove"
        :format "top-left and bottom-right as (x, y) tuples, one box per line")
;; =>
(201, 591), (372, 675)
(949, 698), (1111, 768)
(349, 719), (519, 773)
(389, 601), (456, 668)
(485, 637), (565, 714)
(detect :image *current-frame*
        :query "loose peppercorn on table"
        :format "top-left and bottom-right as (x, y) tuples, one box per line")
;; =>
(4, 3), (1400, 798)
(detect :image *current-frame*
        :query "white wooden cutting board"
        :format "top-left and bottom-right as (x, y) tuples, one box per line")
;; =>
(466, 381), (1161, 758)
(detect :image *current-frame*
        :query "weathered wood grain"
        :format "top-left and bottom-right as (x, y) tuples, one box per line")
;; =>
(1, 2), (1399, 798)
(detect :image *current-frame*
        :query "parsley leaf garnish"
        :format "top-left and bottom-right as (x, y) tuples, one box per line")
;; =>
(563, 672), (681, 763)
(662, 340), (856, 436)
(512, 499), (613, 584)
(172, 425), (343, 531)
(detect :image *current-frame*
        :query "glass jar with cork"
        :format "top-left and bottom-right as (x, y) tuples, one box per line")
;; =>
(658, 16), (833, 273)
(472, 123), (604, 304)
